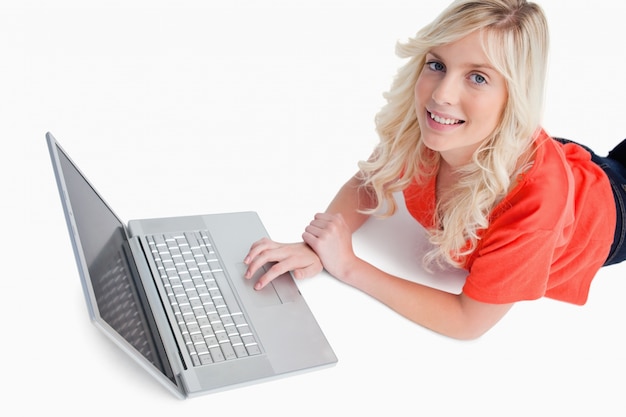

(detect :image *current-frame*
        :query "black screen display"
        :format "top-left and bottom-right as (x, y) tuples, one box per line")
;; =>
(55, 144), (175, 384)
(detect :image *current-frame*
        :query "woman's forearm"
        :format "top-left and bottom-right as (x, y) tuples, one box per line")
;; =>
(338, 257), (513, 340)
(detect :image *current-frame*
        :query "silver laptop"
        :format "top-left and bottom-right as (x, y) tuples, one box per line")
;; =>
(46, 132), (337, 398)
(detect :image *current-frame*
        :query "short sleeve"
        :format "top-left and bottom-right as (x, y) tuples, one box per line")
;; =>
(462, 229), (559, 303)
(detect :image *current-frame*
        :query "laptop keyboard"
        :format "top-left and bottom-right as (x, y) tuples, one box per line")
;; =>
(146, 231), (261, 367)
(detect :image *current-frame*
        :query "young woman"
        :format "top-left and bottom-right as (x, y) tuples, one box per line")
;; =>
(243, 0), (626, 340)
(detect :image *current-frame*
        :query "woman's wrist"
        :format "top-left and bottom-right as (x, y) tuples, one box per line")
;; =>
(331, 255), (364, 286)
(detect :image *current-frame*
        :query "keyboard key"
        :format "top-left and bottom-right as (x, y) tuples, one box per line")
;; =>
(199, 353), (213, 365)
(206, 336), (219, 348)
(225, 324), (238, 337)
(210, 346), (225, 362)
(241, 335), (256, 346)
(246, 343), (261, 356)
(195, 343), (209, 355)
(200, 326), (215, 337)
(221, 343), (238, 361)
(190, 353), (201, 367)
(233, 344), (248, 358)
(215, 331), (229, 343)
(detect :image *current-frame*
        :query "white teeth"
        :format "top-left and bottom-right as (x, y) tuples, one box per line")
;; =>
(430, 112), (462, 125)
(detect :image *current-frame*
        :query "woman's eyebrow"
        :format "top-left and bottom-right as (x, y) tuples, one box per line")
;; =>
(426, 51), (497, 73)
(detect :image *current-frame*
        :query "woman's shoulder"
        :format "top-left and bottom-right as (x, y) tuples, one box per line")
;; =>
(491, 131), (575, 228)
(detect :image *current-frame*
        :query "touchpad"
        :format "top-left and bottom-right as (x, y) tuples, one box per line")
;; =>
(268, 267), (300, 303)
(237, 263), (300, 306)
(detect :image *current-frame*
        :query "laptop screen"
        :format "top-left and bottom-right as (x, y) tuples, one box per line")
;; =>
(54, 141), (176, 385)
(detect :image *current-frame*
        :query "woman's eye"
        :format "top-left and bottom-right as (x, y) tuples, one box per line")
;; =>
(427, 61), (445, 72)
(470, 73), (487, 85)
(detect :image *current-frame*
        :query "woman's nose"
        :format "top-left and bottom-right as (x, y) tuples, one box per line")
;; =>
(431, 75), (459, 106)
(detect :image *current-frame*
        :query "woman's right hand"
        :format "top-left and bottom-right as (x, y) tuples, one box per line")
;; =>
(243, 238), (323, 290)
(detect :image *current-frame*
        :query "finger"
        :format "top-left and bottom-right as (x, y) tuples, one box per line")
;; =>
(302, 230), (319, 250)
(310, 214), (332, 226)
(254, 261), (293, 290)
(244, 237), (276, 264)
(305, 221), (334, 241)
(254, 250), (320, 289)
(244, 242), (294, 279)
(291, 262), (322, 280)
(244, 260), (263, 280)
(245, 253), (272, 279)
(244, 239), (281, 279)
(304, 223), (321, 238)
(313, 212), (337, 222)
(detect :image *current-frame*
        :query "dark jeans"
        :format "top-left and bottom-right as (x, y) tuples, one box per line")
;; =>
(554, 137), (626, 266)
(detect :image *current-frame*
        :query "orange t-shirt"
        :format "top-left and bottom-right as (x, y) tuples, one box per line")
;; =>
(403, 129), (615, 305)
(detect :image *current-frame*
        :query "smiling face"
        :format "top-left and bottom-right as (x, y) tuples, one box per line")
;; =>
(415, 30), (508, 167)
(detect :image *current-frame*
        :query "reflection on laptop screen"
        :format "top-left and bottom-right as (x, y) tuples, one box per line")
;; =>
(56, 146), (175, 383)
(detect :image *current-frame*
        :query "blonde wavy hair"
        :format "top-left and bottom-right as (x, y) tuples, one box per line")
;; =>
(359, 0), (549, 268)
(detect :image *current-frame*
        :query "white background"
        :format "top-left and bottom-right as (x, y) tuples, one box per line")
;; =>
(3, 0), (626, 415)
